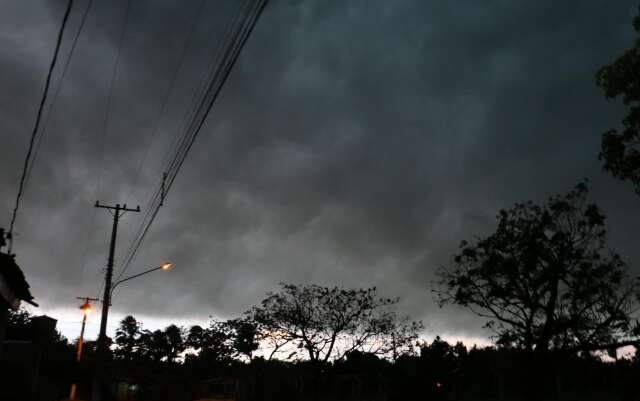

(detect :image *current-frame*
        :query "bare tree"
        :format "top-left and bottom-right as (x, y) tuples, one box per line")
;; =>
(248, 283), (420, 364)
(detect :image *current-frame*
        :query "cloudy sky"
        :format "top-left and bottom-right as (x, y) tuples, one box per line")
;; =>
(1, 0), (639, 342)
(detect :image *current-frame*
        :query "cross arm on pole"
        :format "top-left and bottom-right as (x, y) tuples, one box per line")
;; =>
(94, 201), (140, 213)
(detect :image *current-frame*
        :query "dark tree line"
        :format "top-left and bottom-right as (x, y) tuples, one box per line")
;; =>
(7, 304), (640, 401)
(107, 283), (420, 368)
(5, 284), (424, 400)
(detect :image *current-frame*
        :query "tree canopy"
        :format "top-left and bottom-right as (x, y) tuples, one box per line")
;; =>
(436, 183), (640, 355)
(597, 7), (640, 193)
(248, 283), (421, 364)
(115, 315), (141, 361)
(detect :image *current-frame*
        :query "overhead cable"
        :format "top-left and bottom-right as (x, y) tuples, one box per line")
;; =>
(7, 0), (75, 250)
(115, 0), (268, 282)
(25, 0), (94, 190)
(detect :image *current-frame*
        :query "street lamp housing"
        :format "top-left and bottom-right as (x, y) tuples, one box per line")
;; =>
(80, 301), (92, 316)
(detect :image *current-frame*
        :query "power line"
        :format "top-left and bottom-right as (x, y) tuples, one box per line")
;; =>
(115, 0), (252, 283)
(115, 1), (249, 282)
(117, 0), (207, 291)
(96, 0), (131, 198)
(125, 0), (206, 202)
(163, 0), (265, 193)
(25, 0), (94, 190)
(26, 0), (95, 290)
(158, 0), (248, 172)
(7, 0), (75, 251)
(117, 0), (262, 281)
(94, 0), (132, 300)
(115, 0), (268, 282)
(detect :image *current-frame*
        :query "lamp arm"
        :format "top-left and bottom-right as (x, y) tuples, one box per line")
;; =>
(110, 266), (162, 296)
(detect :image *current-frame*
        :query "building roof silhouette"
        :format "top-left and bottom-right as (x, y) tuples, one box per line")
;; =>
(0, 252), (36, 309)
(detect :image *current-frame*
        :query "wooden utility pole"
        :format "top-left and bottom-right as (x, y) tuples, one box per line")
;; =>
(93, 201), (139, 401)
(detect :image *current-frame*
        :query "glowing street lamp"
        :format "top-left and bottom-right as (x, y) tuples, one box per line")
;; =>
(80, 300), (92, 316)
(92, 262), (175, 400)
(69, 297), (98, 400)
(110, 262), (175, 297)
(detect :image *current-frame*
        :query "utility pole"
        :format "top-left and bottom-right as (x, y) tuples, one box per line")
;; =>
(93, 201), (139, 401)
(70, 296), (98, 401)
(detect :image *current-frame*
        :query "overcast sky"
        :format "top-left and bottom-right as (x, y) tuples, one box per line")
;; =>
(1, 0), (639, 342)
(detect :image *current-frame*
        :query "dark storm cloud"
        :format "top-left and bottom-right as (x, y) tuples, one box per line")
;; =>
(1, 0), (639, 339)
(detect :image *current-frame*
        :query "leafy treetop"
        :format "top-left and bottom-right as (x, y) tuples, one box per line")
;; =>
(597, 7), (640, 193)
(436, 183), (640, 355)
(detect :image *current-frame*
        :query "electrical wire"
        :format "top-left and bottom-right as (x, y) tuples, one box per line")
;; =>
(24, 0), (94, 190)
(7, 0), (75, 250)
(156, 0), (252, 176)
(113, 0), (223, 286)
(115, 0), (253, 282)
(116, 0), (207, 280)
(27, 0), (95, 292)
(96, 0), (131, 198)
(115, 0), (268, 282)
(115, 0), (257, 281)
(94, 0), (132, 300)
(125, 0), (206, 202)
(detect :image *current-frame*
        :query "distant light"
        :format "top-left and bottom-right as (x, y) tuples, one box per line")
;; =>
(161, 262), (174, 271)
(80, 302), (92, 315)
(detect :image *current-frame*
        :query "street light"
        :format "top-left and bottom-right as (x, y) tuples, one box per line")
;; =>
(110, 262), (174, 297)
(70, 297), (98, 401)
(94, 262), (174, 401)
(81, 301), (93, 315)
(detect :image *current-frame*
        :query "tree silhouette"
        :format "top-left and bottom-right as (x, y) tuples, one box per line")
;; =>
(163, 324), (186, 363)
(5, 308), (32, 340)
(419, 337), (468, 398)
(115, 315), (142, 361)
(227, 318), (260, 361)
(248, 283), (419, 364)
(386, 316), (423, 362)
(436, 183), (640, 356)
(597, 7), (640, 193)
(185, 321), (234, 366)
(9, 306), (640, 400)
(139, 329), (171, 362)
(114, 319), (186, 364)
(185, 324), (207, 350)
